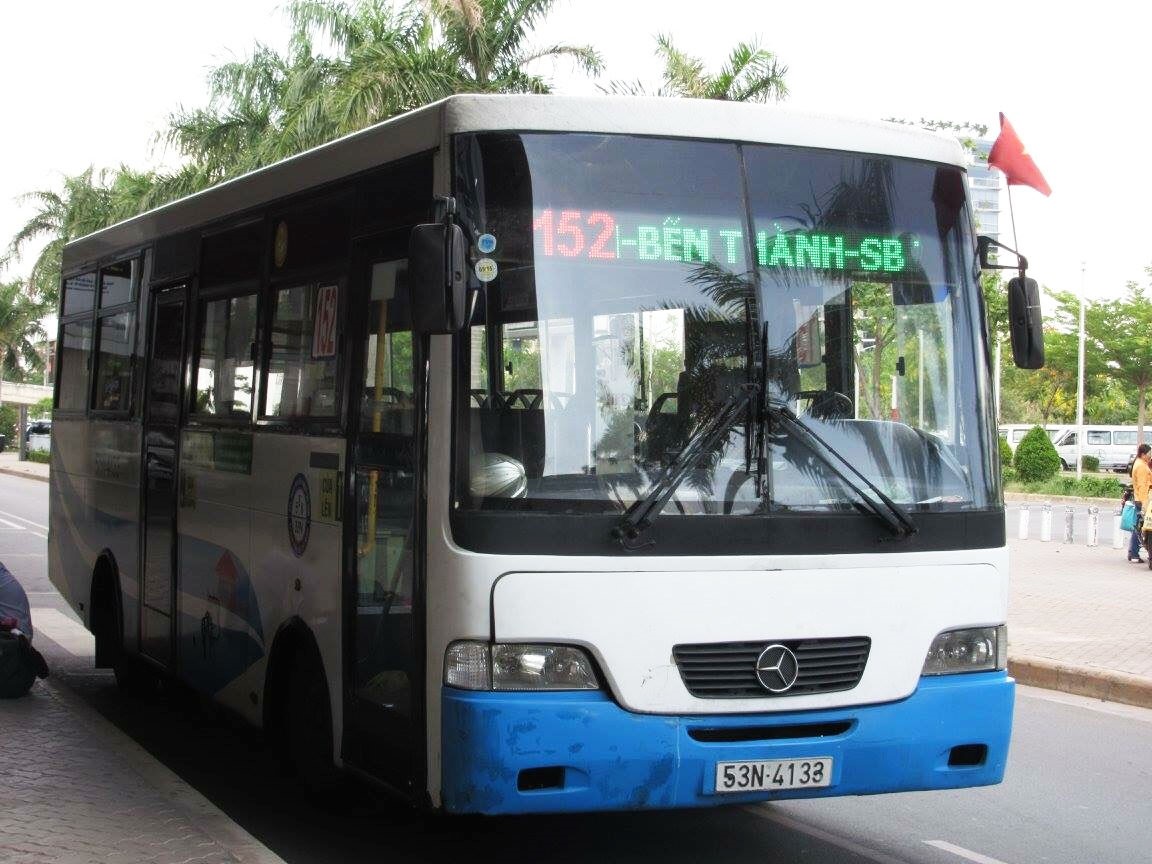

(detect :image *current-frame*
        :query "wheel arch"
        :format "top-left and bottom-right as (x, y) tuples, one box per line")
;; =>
(262, 616), (328, 737)
(89, 549), (123, 668)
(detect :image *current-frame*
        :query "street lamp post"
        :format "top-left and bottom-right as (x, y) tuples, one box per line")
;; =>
(1075, 262), (1086, 481)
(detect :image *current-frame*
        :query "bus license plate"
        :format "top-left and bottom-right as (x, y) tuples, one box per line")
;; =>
(714, 757), (833, 793)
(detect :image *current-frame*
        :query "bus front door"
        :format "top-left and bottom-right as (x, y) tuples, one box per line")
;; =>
(139, 285), (187, 668)
(343, 235), (423, 793)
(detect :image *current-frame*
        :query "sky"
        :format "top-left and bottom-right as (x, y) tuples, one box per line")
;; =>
(1, 0), (1148, 305)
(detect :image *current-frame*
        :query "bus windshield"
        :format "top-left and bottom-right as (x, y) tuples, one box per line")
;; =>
(454, 132), (997, 518)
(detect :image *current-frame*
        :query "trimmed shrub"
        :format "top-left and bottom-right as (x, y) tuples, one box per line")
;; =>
(998, 436), (1013, 469)
(1013, 425), (1062, 482)
(1081, 455), (1100, 472)
(26, 450), (50, 464)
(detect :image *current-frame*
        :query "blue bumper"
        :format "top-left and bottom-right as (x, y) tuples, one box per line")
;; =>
(441, 672), (1014, 814)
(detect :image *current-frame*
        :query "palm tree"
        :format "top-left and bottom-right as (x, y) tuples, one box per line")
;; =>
(0, 280), (47, 404)
(602, 35), (788, 103)
(428, 0), (602, 93)
(655, 34), (787, 102)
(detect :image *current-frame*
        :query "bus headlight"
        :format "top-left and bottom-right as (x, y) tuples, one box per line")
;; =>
(445, 641), (600, 691)
(921, 626), (1007, 675)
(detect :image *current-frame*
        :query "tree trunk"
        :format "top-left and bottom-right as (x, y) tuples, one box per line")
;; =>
(1139, 382), (1147, 445)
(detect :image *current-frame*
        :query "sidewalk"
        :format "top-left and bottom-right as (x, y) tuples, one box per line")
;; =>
(0, 675), (285, 864)
(1007, 535), (1152, 708)
(0, 451), (50, 483)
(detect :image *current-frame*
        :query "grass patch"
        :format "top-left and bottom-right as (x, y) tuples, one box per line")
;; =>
(25, 450), (50, 464)
(1005, 473), (1124, 499)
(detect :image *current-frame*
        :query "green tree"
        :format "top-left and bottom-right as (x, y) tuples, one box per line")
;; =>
(1052, 274), (1152, 437)
(603, 34), (787, 102)
(0, 281), (47, 405)
(652, 34), (786, 102)
(1013, 425), (1061, 482)
(428, 0), (602, 94)
(166, 0), (601, 184)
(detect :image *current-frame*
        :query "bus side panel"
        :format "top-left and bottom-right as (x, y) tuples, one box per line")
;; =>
(249, 433), (345, 747)
(48, 418), (97, 624)
(88, 420), (142, 649)
(177, 427), (258, 718)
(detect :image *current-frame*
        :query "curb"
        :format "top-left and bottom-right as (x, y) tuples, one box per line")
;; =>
(38, 676), (287, 864)
(0, 465), (49, 484)
(1009, 655), (1152, 710)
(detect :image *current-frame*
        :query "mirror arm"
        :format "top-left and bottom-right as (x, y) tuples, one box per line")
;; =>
(977, 235), (1029, 278)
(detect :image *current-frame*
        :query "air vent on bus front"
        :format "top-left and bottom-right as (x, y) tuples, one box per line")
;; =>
(672, 637), (871, 698)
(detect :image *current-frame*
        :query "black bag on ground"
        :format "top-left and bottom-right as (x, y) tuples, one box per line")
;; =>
(0, 629), (48, 698)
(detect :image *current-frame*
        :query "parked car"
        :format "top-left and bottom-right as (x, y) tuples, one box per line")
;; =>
(25, 419), (51, 453)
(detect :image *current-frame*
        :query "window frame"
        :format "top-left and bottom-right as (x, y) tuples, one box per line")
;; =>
(188, 285), (262, 427)
(257, 269), (347, 429)
(55, 256), (142, 418)
(53, 315), (95, 416)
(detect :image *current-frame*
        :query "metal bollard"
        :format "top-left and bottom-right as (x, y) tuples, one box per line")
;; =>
(1087, 506), (1099, 547)
(1063, 506), (1075, 544)
(1040, 502), (1053, 542)
(1017, 505), (1030, 540)
(1113, 508), (1125, 550)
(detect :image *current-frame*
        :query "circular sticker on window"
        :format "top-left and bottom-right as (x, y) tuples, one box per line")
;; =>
(287, 473), (311, 557)
(474, 258), (499, 283)
(477, 233), (497, 254)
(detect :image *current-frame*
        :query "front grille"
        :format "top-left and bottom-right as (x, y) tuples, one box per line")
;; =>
(672, 637), (871, 698)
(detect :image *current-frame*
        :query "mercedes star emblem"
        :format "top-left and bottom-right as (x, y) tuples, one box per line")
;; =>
(755, 644), (799, 693)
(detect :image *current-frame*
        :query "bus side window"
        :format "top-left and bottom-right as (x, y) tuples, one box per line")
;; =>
(193, 294), (259, 419)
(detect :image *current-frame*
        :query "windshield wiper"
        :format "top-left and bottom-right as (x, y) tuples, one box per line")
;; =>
(764, 401), (917, 541)
(612, 382), (758, 551)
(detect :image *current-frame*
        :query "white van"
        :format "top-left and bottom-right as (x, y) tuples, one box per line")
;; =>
(1053, 426), (1141, 473)
(998, 424), (1069, 452)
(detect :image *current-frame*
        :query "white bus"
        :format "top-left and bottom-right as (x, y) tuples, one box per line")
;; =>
(49, 95), (1024, 814)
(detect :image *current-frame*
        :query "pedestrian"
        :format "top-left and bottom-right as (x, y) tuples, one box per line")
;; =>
(1128, 443), (1152, 563)
(0, 561), (48, 698)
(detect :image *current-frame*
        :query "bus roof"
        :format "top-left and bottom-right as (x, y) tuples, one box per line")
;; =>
(62, 94), (966, 272)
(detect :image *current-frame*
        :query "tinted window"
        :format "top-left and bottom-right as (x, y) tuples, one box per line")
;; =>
(57, 320), (93, 410)
(93, 311), (134, 412)
(264, 283), (340, 418)
(193, 294), (258, 419)
(62, 272), (96, 317)
(1087, 431), (1111, 445)
(100, 260), (135, 308)
(1114, 431), (1137, 446)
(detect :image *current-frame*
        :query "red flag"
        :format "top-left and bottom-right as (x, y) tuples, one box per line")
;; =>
(988, 113), (1051, 196)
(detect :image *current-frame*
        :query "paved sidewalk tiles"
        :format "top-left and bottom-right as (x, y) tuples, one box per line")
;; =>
(0, 677), (284, 864)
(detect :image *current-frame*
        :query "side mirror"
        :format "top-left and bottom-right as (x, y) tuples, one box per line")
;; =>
(1008, 276), (1044, 369)
(408, 223), (467, 334)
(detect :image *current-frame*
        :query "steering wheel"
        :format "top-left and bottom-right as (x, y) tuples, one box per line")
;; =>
(800, 390), (853, 420)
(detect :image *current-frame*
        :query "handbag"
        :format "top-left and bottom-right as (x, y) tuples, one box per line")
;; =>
(1121, 500), (1138, 532)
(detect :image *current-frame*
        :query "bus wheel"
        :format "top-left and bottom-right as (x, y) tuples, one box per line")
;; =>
(92, 567), (157, 696)
(284, 644), (342, 798)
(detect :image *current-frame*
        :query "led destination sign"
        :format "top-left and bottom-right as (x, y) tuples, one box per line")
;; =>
(532, 208), (920, 275)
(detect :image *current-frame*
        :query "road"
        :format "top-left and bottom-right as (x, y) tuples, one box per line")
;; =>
(4, 471), (1151, 864)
